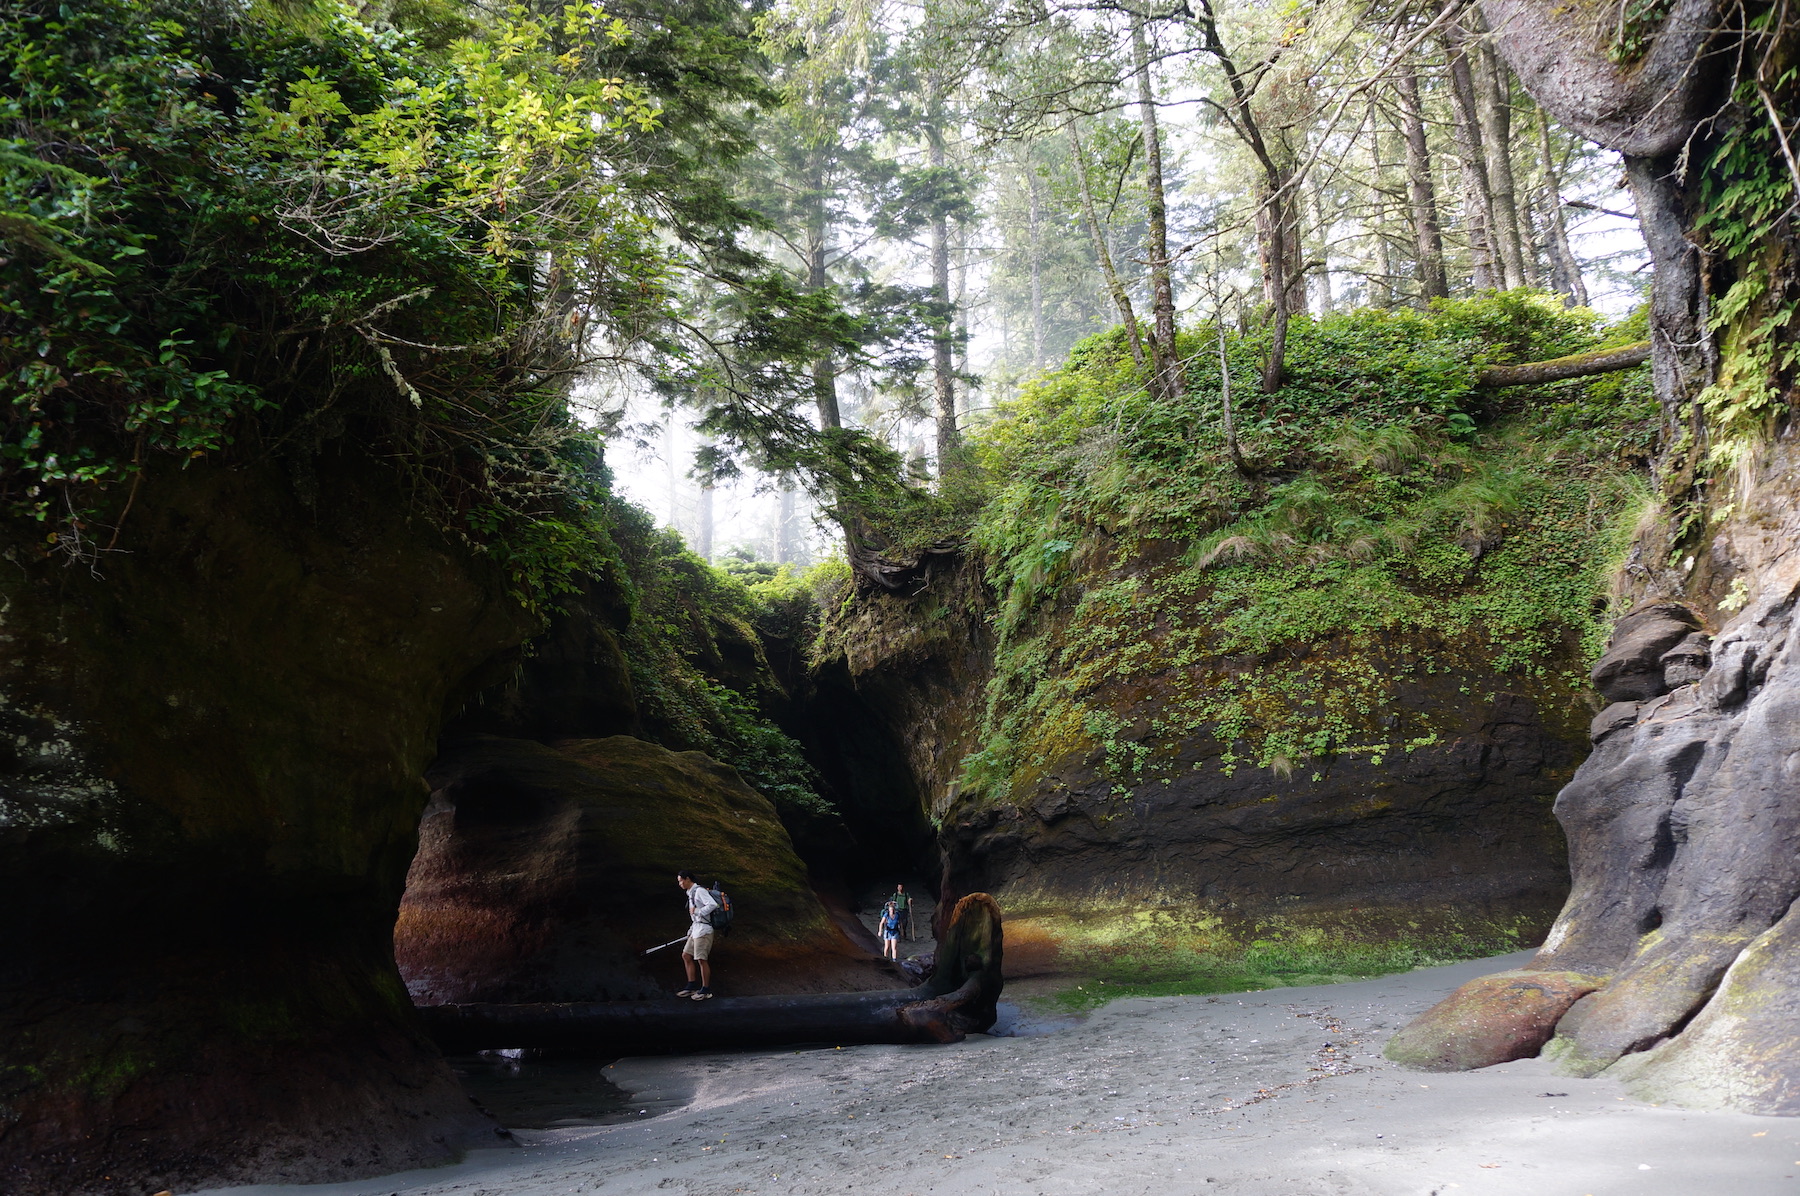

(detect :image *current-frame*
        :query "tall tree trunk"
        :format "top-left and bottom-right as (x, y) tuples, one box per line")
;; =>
(1443, 23), (1499, 289)
(1186, 0), (1290, 390)
(1398, 70), (1450, 301)
(664, 408), (679, 529)
(1308, 174), (1334, 315)
(774, 476), (797, 564)
(1254, 165), (1301, 389)
(696, 450), (715, 562)
(803, 160), (874, 580)
(1131, 11), (1183, 399)
(806, 172), (842, 433)
(1626, 153), (1710, 441)
(810, 355), (840, 431)
(1256, 169), (1305, 317)
(1067, 119), (1149, 370)
(1536, 111), (1589, 306)
(1371, 115), (1403, 308)
(1027, 164), (1044, 371)
(1374, 217), (1397, 308)
(1519, 185), (1549, 288)
(954, 219), (972, 421)
(926, 108), (960, 475)
(1217, 311), (1248, 474)
(1474, 38), (1529, 287)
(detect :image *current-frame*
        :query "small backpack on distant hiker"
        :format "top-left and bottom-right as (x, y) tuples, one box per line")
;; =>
(706, 886), (734, 932)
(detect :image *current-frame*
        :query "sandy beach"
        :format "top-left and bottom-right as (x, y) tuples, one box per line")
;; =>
(196, 953), (1800, 1196)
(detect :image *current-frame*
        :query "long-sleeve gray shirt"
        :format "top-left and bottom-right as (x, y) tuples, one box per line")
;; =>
(687, 884), (719, 930)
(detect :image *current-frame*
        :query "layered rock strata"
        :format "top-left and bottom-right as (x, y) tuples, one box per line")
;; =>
(1390, 441), (1800, 1111)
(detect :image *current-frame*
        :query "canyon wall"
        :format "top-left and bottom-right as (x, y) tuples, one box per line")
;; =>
(0, 453), (532, 1195)
(397, 735), (871, 1003)
(1383, 0), (1800, 1112)
(818, 537), (1588, 990)
(1388, 439), (1800, 1109)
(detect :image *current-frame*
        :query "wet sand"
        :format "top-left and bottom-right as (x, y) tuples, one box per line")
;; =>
(197, 952), (1800, 1196)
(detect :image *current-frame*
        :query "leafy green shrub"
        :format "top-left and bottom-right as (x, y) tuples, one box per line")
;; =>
(0, 0), (703, 596)
(605, 504), (832, 819)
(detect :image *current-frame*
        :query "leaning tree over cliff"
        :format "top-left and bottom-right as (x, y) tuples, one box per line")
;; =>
(1387, 0), (1800, 1115)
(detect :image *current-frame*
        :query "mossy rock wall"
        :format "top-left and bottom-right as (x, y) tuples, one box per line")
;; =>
(0, 452), (533, 1196)
(800, 559), (995, 882)
(397, 735), (880, 1001)
(942, 631), (1580, 990)
(824, 525), (1603, 992)
(934, 545), (1588, 989)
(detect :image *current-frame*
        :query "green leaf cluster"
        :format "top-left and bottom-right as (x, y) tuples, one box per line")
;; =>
(0, 0), (762, 581)
(607, 501), (833, 821)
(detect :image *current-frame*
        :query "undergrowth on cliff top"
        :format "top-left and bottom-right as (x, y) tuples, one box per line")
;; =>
(957, 291), (1656, 801)
(604, 498), (835, 820)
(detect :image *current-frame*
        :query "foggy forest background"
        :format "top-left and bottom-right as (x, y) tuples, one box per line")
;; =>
(595, 0), (1647, 567)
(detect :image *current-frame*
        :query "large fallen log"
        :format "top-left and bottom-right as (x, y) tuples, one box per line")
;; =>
(417, 893), (1005, 1055)
(1475, 340), (1650, 387)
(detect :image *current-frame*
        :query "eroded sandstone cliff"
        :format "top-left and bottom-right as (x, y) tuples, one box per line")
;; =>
(1380, 0), (1800, 1113)
(1389, 439), (1800, 1110)
(397, 735), (876, 1002)
(816, 533), (1590, 993)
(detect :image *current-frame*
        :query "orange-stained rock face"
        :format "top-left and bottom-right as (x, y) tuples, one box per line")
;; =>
(397, 735), (893, 1002)
(1384, 969), (1607, 1072)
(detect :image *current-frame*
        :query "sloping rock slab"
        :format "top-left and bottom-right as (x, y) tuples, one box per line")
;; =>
(1589, 602), (1702, 703)
(1385, 969), (1606, 1071)
(1608, 886), (1800, 1113)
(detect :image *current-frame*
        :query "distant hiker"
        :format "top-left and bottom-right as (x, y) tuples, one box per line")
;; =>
(676, 871), (717, 1000)
(888, 883), (914, 940)
(879, 902), (902, 960)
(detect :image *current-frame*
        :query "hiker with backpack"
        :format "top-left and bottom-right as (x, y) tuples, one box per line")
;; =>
(675, 871), (725, 1000)
(888, 883), (915, 941)
(878, 901), (902, 960)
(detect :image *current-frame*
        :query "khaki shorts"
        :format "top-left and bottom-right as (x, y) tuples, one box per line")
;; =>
(684, 927), (714, 961)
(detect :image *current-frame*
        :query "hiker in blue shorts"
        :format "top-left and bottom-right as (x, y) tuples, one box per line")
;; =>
(879, 901), (902, 960)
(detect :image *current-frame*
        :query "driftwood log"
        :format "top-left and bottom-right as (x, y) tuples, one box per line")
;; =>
(1476, 341), (1650, 387)
(417, 893), (1005, 1054)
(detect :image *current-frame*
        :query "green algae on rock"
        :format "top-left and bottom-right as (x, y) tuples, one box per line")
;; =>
(1384, 968), (1607, 1071)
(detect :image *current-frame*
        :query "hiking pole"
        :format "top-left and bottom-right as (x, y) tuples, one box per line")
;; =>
(641, 936), (686, 957)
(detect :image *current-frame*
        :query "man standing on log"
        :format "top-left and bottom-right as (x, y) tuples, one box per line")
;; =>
(676, 871), (718, 1000)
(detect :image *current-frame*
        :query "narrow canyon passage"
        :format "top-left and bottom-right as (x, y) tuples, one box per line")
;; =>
(7, 0), (1800, 1190)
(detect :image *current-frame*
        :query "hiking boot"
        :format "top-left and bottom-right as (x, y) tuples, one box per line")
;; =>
(674, 984), (698, 997)
(690, 987), (714, 1001)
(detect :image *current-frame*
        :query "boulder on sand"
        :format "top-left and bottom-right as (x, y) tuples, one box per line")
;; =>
(1384, 969), (1606, 1071)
